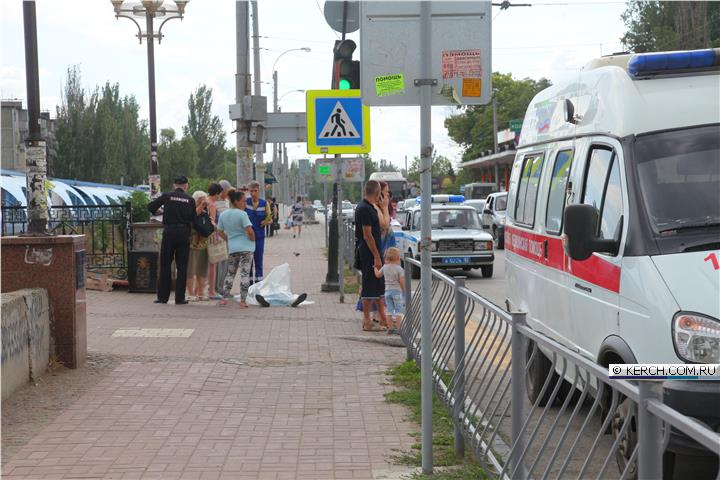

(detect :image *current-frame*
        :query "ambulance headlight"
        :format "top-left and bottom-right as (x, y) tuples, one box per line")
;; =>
(672, 313), (720, 363)
(474, 240), (492, 250)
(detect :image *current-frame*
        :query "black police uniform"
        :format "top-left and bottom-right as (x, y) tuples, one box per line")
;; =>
(147, 184), (196, 304)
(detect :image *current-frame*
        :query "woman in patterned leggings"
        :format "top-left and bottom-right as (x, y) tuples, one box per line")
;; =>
(217, 190), (256, 308)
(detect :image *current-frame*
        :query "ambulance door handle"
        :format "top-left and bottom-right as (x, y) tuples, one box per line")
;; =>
(543, 239), (548, 259)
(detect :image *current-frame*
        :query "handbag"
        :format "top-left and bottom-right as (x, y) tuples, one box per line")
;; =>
(193, 210), (214, 237)
(207, 236), (228, 264)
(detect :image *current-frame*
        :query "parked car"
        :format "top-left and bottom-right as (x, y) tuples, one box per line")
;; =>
(313, 200), (325, 213)
(481, 192), (507, 249)
(463, 199), (486, 224)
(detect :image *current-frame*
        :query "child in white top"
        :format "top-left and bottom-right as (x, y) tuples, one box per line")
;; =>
(374, 247), (405, 334)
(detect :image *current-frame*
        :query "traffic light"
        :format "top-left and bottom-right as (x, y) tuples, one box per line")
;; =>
(332, 39), (360, 90)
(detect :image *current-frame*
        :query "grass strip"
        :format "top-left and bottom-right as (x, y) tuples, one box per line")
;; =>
(385, 360), (488, 479)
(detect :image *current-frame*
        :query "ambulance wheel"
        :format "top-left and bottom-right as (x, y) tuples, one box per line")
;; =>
(410, 253), (421, 279)
(481, 265), (493, 278)
(525, 340), (569, 407)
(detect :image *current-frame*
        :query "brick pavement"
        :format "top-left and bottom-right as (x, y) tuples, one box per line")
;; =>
(2, 221), (417, 480)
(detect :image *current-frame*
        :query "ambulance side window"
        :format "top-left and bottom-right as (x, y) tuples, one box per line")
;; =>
(513, 152), (545, 227)
(582, 147), (623, 241)
(412, 212), (421, 230)
(545, 149), (574, 235)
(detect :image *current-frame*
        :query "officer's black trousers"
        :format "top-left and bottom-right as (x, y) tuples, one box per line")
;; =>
(157, 226), (191, 303)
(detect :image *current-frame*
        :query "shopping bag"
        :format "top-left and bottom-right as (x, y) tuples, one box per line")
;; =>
(207, 236), (228, 264)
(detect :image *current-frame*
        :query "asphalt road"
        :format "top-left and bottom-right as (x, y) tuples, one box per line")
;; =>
(436, 248), (508, 309)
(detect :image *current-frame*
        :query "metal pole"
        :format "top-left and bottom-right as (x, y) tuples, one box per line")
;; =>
(418, 2), (433, 474)
(510, 310), (528, 479)
(272, 70), (278, 198)
(337, 155), (345, 302)
(236, 1), (253, 187)
(251, 0), (264, 197)
(453, 277), (466, 459)
(492, 95), (498, 154)
(283, 144), (289, 205)
(403, 252), (413, 361)
(22, 0), (47, 235)
(638, 382), (663, 479)
(324, 181), (329, 248)
(145, 10), (160, 195)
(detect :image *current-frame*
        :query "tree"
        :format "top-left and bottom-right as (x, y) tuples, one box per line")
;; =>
(407, 153), (455, 185)
(444, 72), (551, 162)
(183, 84), (226, 178)
(621, 1), (720, 53)
(377, 159), (398, 172)
(158, 128), (199, 191)
(53, 66), (148, 186)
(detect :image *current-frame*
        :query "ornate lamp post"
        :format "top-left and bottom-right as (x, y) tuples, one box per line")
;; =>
(109, 0), (189, 196)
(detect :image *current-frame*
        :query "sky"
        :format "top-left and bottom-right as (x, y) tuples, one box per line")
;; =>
(0, 0), (628, 174)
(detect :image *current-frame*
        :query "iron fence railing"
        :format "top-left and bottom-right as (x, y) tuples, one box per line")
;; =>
(1, 204), (133, 278)
(400, 255), (720, 479)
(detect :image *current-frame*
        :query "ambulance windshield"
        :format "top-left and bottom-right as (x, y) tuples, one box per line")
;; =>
(635, 124), (720, 235)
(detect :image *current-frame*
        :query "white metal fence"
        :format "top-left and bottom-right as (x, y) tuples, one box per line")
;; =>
(400, 256), (720, 479)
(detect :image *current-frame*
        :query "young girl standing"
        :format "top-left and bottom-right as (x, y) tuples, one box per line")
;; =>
(374, 247), (405, 334)
(217, 190), (256, 308)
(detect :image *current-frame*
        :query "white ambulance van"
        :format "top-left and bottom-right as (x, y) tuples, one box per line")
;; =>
(505, 49), (720, 470)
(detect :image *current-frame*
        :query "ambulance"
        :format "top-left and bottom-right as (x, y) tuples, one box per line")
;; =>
(504, 49), (719, 471)
(395, 195), (495, 279)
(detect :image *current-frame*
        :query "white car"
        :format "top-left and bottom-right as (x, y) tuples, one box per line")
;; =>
(395, 195), (494, 279)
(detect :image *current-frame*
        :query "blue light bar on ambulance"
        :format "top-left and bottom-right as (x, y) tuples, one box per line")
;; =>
(415, 194), (465, 204)
(628, 48), (720, 77)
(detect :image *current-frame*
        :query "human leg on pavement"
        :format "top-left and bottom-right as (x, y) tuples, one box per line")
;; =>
(253, 235), (265, 281)
(238, 251), (253, 308)
(156, 233), (173, 303)
(174, 236), (191, 304)
(220, 252), (242, 305)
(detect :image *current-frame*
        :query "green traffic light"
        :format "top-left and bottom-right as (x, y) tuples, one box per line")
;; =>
(338, 79), (351, 90)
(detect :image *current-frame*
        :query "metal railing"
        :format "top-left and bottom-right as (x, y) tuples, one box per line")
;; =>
(2, 204), (133, 278)
(400, 255), (720, 479)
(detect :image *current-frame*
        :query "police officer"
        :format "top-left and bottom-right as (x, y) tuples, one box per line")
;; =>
(245, 181), (271, 282)
(147, 175), (196, 305)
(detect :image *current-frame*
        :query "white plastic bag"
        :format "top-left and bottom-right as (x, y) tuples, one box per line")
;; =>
(246, 263), (295, 306)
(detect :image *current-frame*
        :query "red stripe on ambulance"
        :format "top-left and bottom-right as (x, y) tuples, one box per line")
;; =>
(505, 226), (620, 293)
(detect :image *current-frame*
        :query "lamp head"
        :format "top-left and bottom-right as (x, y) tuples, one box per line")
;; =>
(174, 0), (188, 15)
(141, 0), (164, 13)
(301, 47), (311, 52)
(110, 0), (124, 14)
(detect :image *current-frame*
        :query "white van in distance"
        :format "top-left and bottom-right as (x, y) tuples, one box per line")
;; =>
(504, 49), (719, 474)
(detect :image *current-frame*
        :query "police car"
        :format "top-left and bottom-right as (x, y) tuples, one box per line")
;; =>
(395, 195), (494, 279)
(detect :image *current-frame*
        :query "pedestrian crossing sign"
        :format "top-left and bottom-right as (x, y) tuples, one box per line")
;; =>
(306, 89), (371, 154)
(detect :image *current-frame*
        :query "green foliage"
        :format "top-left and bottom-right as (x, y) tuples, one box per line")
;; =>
(129, 190), (150, 223)
(53, 66), (148, 186)
(183, 84), (226, 178)
(158, 128), (199, 191)
(445, 72), (551, 163)
(407, 154), (455, 185)
(187, 176), (218, 195)
(621, 1), (720, 53)
(384, 361), (485, 473)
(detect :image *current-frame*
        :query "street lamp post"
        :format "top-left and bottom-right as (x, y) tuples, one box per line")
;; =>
(271, 47), (310, 204)
(110, 0), (188, 196)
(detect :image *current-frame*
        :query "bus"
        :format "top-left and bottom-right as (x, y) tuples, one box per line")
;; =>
(461, 182), (497, 200)
(368, 171), (408, 200)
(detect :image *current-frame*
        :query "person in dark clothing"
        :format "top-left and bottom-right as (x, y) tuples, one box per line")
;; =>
(147, 175), (196, 305)
(355, 180), (388, 331)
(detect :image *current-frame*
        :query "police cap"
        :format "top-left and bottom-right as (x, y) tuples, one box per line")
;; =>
(174, 175), (189, 185)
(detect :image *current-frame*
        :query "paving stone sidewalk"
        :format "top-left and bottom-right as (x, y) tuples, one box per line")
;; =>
(2, 221), (416, 480)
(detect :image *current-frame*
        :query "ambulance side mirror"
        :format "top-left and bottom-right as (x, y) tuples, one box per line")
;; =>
(483, 209), (492, 215)
(563, 204), (619, 261)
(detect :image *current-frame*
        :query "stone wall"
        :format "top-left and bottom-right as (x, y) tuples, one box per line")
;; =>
(1, 289), (51, 400)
